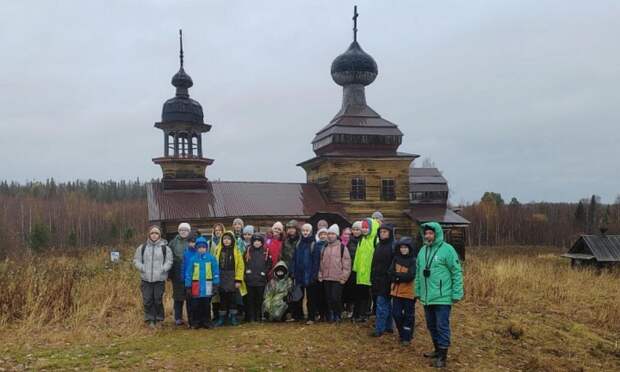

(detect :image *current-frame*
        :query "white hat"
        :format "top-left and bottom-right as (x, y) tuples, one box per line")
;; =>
(302, 223), (313, 232)
(327, 224), (340, 236)
(233, 218), (244, 225)
(178, 222), (191, 232)
(352, 221), (363, 230)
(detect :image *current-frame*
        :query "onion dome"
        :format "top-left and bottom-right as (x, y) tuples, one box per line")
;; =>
(331, 41), (378, 86)
(161, 30), (204, 124)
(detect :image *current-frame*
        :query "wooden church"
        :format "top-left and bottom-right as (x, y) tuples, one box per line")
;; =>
(146, 11), (469, 254)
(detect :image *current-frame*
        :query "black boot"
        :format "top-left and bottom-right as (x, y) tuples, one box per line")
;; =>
(423, 341), (438, 358)
(431, 348), (448, 368)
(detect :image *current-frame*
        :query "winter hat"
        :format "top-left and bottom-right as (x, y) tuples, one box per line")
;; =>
(285, 219), (298, 229)
(149, 226), (162, 235)
(178, 222), (191, 232)
(301, 223), (313, 232)
(352, 221), (363, 230)
(272, 221), (284, 231)
(327, 224), (340, 236)
(243, 225), (255, 235)
(233, 218), (244, 226)
(317, 219), (329, 229)
(188, 231), (199, 242)
(371, 211), (384, 220)
(251, 233), (265, 244)
(195, 237), (208, 249)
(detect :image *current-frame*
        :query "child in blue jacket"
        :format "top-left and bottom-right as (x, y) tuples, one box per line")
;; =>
(185, 237), (220, 329)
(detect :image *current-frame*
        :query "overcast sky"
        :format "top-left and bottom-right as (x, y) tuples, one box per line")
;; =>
(1, 1), (619, 203)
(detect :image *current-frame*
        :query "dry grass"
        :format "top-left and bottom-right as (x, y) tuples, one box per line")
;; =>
(0, 246), (619, 371)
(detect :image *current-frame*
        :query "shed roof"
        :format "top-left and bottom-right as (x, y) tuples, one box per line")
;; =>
(147, 181), (348, 222)
(566, 234), (620, 262)
(404, 206), (470, 225)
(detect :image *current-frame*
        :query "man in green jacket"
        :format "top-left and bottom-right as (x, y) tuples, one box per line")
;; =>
(415, 222), (464, 369)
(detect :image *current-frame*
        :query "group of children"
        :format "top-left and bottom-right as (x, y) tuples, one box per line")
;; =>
(135, 213), (463, 368)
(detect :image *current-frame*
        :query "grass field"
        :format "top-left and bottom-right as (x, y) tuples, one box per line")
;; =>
(1, 246), (619, 371)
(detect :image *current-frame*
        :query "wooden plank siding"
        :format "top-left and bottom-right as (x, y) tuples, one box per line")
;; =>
(304, 157), (415, 236)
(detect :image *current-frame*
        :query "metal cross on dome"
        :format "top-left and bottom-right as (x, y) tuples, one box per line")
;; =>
(353, 5), (359, 42)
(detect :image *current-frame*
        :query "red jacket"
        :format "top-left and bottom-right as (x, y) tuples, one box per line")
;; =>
(265, 237), (283, 265)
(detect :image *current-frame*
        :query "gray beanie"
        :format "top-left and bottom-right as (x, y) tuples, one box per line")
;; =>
(243, 225), (255, 235)
(372, 211), (384, 220)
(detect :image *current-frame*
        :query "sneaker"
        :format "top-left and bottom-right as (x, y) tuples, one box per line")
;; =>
(175, 319), (185, 326)
(148, 321), (156, 328)
(306, 320), (315, 325)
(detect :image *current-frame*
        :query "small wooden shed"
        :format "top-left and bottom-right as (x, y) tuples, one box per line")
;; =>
(562, 228), (620, 268)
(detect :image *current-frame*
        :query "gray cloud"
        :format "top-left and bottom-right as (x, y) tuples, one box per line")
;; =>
(1, 1), (618, 203)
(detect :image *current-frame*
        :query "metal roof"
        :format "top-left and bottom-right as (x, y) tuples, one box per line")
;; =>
(566, 234), (620, 262)
(147, 181), (348, 223)
(410, 167), (448, 184)
(404, 206), (470, 225)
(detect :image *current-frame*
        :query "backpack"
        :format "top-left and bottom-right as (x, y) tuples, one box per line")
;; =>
(141, 243), (167, 262)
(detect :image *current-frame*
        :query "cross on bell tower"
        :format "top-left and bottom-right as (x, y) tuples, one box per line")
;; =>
(152, 30), (214, 189)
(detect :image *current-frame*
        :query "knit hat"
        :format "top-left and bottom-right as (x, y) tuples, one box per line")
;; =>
(195, 237), (208, 249)
(317, 227), (328, 236)
(327, 224), (340, 236)
(188, 231), (199, 242)
(371, 211), (384, 220)
(178, 222), (191, 232)
(272, 221), (284, 231)
(302, 223), (313, 232)
(233, 218), (244, 226)
(243, 225), (255, 235)
(352, 221), (363, 230)
(251, 233), (265, 244)
(285, 219), (298, 229)
(149, 226), (161, 235)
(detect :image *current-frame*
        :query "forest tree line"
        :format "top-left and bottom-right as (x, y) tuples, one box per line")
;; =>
(0, 180), (618, 257)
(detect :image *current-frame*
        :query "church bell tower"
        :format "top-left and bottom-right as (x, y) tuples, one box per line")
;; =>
(152, 30), (213, 189)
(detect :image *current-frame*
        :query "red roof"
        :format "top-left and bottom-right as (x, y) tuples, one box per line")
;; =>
(147, 181), (348, 222)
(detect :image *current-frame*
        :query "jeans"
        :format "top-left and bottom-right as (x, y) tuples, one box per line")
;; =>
(375, 295), (393, 334)
(324, 281), (343, 320)
(424, 305), (452, 348)
(174, 299), (190, 322)
(392, 297), (415, 342)
(140, 281), (165, 322)
(245, 286), (265, 322)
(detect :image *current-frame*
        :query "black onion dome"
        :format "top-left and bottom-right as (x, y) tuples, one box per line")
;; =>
(171, 67), (193, 89)
(161, 67), (204, 123)
(331, 41), (378, 86)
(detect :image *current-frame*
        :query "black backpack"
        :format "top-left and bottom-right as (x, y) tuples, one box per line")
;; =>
(140, 243), (167, 262)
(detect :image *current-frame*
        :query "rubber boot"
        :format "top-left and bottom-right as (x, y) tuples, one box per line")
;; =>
(423, 340), (438, 358)
(229, 310), (239, 326)
(214, 311), (226, 327)
(431, 348), (448, 368)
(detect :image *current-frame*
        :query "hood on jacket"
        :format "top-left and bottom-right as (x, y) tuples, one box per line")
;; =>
(394, 237), (414, 258)
(272, 260), (289, 279)
(221, 231), (237, 249)
(420, 222), (444, 247)
(378, 223), (395, 243)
